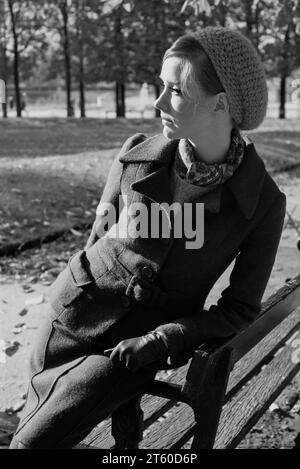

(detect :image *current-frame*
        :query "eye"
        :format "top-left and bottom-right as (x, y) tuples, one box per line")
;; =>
(158, 79), (182, 96)
(170, 87), (182, 96)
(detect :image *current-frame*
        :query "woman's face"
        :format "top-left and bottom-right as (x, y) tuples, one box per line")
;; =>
(154, 56), (217, 140)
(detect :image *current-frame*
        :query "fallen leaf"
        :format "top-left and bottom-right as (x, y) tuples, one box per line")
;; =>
(22, 285), (34, 293)
(19, 308), (28, 317)
(12, 323), (26, 335)
(3, 341), (21, 357)
(269, 403), (280, 412)
(27, 276), (39, 283)
(25, 294), (45, 306)
(70, 228), (83, 237)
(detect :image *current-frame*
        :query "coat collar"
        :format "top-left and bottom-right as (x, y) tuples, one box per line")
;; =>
(119, 134), (266, 219)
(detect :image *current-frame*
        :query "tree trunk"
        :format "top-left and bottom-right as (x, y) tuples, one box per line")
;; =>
(120, 82), (125, 117)
(244, 0), (253, 41)
(279, 27), (291, 119)
(1, 45), (8, 118)
(1, 78), (7, 117)
(152, 0), (165, 118)
(115, 81), (125, 117)
(115, 81), (119, 117)
(8, 0), (21, 117)
(154, 84), (160, 118)
(2, 103), (6, 117)
(76, 0), (85, 118)
(78, 48), (85, 118)
(60, 0), (72, 117)
(218, 0), (227, 27)
(114, 7), (126, 118)
(0, 2), (7, 118)
(279, 73), (286, 119)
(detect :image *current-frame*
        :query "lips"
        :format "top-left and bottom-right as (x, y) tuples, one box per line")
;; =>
(161, 116), (174, 124)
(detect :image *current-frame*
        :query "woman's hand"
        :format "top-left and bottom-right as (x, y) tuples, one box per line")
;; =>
(108, 332), (168, 372)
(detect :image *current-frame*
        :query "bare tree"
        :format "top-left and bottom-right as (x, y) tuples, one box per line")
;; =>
(0, 0), (9, 117)
(58, 0), (73, 117)
(6, 0), (45, 117)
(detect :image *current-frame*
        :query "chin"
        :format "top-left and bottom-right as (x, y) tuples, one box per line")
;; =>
(162, 125), (181, 140)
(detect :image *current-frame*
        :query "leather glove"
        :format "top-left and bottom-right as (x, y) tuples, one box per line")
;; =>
(109, 331), (169, 372)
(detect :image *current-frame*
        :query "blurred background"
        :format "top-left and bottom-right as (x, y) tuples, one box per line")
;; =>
(0, 0), (300, 119)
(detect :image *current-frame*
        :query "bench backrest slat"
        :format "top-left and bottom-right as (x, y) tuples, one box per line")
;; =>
(199, 276), (300, 367)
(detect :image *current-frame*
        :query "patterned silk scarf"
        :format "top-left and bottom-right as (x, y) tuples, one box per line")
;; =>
(175, 126), (245, 186)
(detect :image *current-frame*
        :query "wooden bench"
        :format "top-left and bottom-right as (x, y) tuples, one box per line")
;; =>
(81, 274), (300, 449)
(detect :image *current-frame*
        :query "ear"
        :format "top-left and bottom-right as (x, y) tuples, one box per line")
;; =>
(213, 92), (230, 113)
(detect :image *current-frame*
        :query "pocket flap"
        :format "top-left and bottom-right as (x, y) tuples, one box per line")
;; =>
(69, 250), (94, 287)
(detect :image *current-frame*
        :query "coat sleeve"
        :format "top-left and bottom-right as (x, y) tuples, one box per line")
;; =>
(84, 133), (146, 250)
(154, 191), (287, 366)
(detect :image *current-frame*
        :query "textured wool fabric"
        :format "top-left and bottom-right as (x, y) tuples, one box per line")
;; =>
(170, 160), (219, 204)
(197, 26), (268, 130)
(174, 125), (245, 188)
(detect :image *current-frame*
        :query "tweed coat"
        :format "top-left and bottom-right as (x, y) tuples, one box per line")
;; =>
(48, 132), (286, 368)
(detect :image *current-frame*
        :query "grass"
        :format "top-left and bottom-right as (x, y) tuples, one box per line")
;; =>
(0, 117), (299, 249)
(0, 118), (162, 159)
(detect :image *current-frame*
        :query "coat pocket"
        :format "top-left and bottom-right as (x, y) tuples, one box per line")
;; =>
(48, 250), (97, 314)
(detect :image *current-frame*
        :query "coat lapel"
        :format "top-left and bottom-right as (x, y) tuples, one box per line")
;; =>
(131, 166), (173, 206)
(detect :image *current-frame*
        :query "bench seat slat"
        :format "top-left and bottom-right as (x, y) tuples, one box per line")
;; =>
(140, 403), (194, 449)
(215, 329), (300, 448)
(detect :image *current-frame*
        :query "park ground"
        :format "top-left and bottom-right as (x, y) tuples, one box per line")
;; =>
(0, 117), (300, 449)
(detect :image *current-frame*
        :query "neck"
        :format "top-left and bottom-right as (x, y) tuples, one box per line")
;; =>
(188, 123), (234, 164)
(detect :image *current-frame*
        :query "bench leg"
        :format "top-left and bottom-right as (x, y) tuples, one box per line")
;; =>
(182, 347), (233, 449)
(192, 349), (232, 449)
(111, 395), (144, 449)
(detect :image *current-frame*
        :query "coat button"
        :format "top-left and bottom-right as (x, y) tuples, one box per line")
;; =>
(120, 295), (131, 308)
(141, 266), (154, 280)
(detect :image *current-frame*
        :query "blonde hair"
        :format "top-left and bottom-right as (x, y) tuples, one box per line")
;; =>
(163, 34), (225, 102)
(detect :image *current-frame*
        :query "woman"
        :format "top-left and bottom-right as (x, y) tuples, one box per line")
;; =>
(10, 26), (286, 449)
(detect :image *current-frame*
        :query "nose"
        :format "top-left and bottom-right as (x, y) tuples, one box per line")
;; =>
(154, 88), (168, 113)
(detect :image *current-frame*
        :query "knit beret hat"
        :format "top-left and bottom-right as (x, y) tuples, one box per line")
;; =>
(196, 26), (268, 130)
